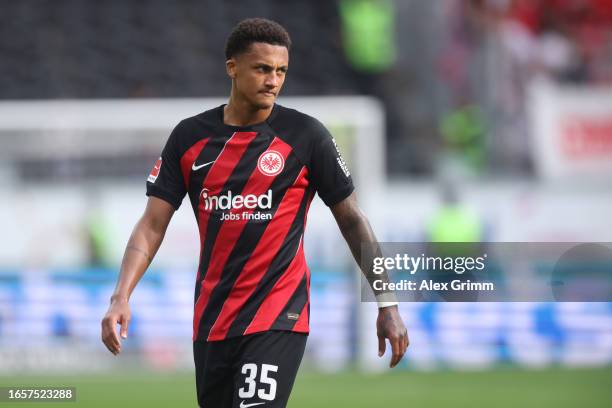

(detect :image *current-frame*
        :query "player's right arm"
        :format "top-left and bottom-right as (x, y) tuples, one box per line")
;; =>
(100, 196), (175, 355)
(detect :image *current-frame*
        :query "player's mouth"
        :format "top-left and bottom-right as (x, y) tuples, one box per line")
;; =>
(260, 90), (276, 97)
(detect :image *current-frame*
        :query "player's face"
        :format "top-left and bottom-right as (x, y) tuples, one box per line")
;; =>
(227, 42), (289, 110)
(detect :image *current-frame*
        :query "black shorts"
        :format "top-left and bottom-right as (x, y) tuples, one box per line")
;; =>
(193, 330), (307, 408)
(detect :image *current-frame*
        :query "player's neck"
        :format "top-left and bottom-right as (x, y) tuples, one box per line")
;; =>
(224, 96), (273, 127)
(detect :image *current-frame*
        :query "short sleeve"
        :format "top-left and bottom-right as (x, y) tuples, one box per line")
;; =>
(309, 120), (355, 206)
(145, 121), (187, 210)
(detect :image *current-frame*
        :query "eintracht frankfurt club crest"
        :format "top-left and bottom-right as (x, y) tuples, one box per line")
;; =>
(258, 150), (284, 176)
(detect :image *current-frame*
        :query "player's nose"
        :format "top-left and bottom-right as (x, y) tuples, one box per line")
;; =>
(265, 72), (280, 88)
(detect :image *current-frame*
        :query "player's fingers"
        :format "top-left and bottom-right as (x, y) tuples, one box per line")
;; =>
(101, 316), (115, 347)
(397, 332), (408, 364)
(377, 334), (386, 357)
(102, 326), (120, 354)
(390, 335), (401, 368)
(102, 330), (117, 354)
(101, 316), (121, 354)
(120, 315), (130, 339)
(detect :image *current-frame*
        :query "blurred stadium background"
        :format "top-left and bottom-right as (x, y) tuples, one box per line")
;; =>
(0, 0), (611, 407)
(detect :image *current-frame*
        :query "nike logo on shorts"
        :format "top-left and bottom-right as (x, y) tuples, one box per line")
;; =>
(239, 401), (265, 408)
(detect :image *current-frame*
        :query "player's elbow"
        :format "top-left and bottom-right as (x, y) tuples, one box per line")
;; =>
(141, 215), (168, 239)
(337, 208), (369, 234)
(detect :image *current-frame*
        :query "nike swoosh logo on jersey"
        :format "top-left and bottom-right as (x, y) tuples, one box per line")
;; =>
(239, 402), (265, 408)
(192, 160), (215, 171)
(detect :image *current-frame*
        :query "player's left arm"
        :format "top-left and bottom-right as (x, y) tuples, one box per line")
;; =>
(331, 191), (409, 368)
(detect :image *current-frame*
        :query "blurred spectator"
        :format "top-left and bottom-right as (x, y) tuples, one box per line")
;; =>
(338, 0), (410, 175)
(338, 0), (397, 78)
(440, 104), (488, 174)
(85, 208), (113, 269)
(422, 182), (487, 301)
(84, 190), (114, 269)
(426, 182), (485, 243)
(506, 0), (612, 83)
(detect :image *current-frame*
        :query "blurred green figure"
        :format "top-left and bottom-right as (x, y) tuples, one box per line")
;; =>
(339, 0), (397, 73)
(424, 182), (486, 301)
(427, 182), (483, 243)
(440, 104), (487, 174)
(85, 207), (113, 269)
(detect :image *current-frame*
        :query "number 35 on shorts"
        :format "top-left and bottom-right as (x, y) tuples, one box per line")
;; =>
(238, 363), (278, 401)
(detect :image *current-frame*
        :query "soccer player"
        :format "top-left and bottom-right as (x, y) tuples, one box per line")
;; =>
(101, 18), (408, 408)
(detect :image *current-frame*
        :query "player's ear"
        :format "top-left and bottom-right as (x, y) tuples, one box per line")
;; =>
(226, 59), (237, 79)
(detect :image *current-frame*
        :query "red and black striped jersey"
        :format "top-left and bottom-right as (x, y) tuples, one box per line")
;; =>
(146, 104), (354, 342)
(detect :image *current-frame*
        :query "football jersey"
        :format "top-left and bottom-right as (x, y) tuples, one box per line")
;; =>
(146, 104), (354, 342)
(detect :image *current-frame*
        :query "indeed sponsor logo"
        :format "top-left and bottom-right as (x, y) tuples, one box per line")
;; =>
(201, 188), (272, 212)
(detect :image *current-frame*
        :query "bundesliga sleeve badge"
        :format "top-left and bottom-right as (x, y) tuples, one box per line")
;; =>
(148, 157), (162, 183)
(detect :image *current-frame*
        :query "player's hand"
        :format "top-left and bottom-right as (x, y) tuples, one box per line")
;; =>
(101, 296), (131, 355)
(376, 305), (409, 368)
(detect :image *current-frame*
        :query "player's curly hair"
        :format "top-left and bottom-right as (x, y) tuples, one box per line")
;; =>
(225, 18), (291, 60)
